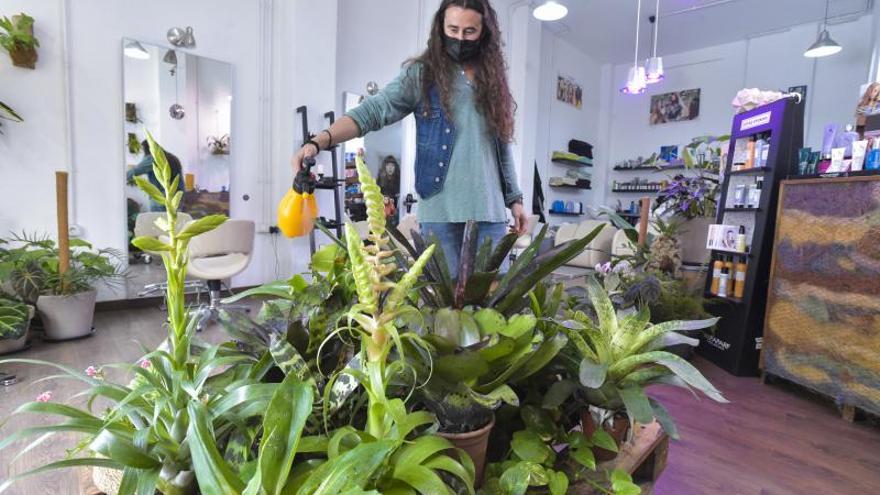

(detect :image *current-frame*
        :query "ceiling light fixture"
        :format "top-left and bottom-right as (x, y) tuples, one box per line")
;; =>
(804, 0), (842, 58)
(645, 0), (664, 84)
(123, 40), (150, 60)
(533, 1), (568, 22)
(621, 0), (647, 95)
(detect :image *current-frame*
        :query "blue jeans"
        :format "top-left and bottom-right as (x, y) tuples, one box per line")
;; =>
(419, 222), (509, 279)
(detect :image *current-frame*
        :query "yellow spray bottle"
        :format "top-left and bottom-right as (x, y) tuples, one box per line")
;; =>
(278, 156), (318, 237)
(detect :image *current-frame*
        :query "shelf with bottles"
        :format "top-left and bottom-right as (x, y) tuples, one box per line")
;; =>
(549, 210), (584, 217)
(549, 199), (584, 216)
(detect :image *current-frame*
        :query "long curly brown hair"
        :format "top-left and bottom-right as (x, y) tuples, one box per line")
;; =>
(411, 0), (515, 142)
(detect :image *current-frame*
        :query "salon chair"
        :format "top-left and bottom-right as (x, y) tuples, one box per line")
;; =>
(186, 219), (255, 331)
(134, 212), (203, 298)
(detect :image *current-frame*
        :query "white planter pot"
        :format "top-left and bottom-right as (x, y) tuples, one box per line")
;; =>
(677, 216), (713, 265)
(36, 290), (97, 341)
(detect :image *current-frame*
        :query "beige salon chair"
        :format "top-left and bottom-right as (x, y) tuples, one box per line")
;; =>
(187, 219), (256, 331)
(396, 214), (419, 244)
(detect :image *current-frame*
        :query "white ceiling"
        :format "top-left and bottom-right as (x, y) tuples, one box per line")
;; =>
(544, 0), (874, 64)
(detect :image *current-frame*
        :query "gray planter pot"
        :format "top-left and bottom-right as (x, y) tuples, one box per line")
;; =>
(36, 289), (97, 341)
(677, 216), (713, 265)
(0, 305), (34, 354)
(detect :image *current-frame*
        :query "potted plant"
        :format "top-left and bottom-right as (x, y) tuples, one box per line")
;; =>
(0, 13), (39, 69)
(0, 233), (123, 340)
(653, 173), (718, 266)
(0, 100), (23, 134)
(0, 297), (33, 354)
(546, 277), (726, 460)
(207, 134), (230, 155)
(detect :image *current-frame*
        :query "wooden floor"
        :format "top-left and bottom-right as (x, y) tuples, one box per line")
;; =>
(1, 306), (879, 494)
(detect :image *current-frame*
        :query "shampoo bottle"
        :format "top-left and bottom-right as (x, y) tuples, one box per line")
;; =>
(711, 257), (723, 295)
(736, 226), (747, 253)
(718, 265), (730, 298)
(734, 257), (747, 299)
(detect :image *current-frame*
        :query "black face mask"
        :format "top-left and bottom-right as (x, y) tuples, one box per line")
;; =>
(443, 34), (481, 63)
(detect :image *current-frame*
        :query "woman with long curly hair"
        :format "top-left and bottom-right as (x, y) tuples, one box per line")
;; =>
(291, 0), (525, 277)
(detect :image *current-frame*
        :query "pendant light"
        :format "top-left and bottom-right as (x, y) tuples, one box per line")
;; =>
(621, 0), (647, 94)
(645, 0), (664, 84)
(804, 0), (842, 58)
(123, 40), (150, 60)
(533, 1), (568, 22)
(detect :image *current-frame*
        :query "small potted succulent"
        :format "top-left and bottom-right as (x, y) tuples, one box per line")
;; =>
(0, 13), (39, 69)
(0, 233), (123, 340)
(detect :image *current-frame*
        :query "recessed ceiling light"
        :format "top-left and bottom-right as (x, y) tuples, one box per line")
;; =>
(533, 1), (568, 22)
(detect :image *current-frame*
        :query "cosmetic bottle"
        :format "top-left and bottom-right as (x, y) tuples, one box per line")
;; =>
(754, 135), (767, 168)
(711, 257), (723, 295)
(748, 178), (763, 208)
(798, 148), (812, 175)
(745, 137), (756, 169)
(851, 141), (868, 171)
(866, 140), (880, 171)
(718, 265), (730, 298)
(723, 255), (734, 280)
(736, 226), (747, 253)
(836, 124), (859, 157)
(760, 135), (770, 168)
(734, 257), (747, 299)
(734, 185), (746, 208)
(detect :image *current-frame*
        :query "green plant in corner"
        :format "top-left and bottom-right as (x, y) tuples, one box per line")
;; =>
(547, 277), (726, 442)
(0, 13), (39, 69)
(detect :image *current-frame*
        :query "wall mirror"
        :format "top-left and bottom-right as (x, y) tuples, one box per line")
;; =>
(342, 91), (404, 225)
(122, 38), (232, 298)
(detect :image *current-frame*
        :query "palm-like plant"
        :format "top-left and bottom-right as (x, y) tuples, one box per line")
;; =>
(547, 277), (726, 439)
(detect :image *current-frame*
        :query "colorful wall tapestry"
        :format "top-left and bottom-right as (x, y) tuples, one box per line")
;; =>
(764, 177), (880, 415)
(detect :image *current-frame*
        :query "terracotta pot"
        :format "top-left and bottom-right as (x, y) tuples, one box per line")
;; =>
(36, 289), (97, 341)
(581, 410), (630, 461)
(438, 415), (495, 487)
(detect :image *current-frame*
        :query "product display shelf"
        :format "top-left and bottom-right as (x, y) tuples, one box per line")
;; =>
(728, 167), (771, 176)
(612, 164), (686, 172)
(699, 96), (804, 376)
(549, 184), (592, 190)
(722, 207), (761, 213)
(612, 188), (661, 194)
(552, 158), (593, 168)
(549, 210), (584, 216)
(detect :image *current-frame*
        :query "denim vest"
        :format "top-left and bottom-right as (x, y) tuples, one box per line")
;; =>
(413, 86), (520, 206)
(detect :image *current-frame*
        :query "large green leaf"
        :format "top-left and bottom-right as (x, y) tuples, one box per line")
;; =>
(499, 461), (531, 495)
(542, 379), (577, 409)
(434, 351), (489, 383)
(508, 333), (568, 384)
(0, 458), (122, 493)
(609, 351), (727, 403)
(454, 221), (478, 309)
(295, 440), (395, 495)
(178, 214), (227, 240)
(187, 402), (246, 495)
(258, 374), (314, 495)
(579, 357), (609, 389)
(649, 397), (679, 440)
(510, 430), (553, 464)
(131, 236), (172, 253)
(617, 386), (653, 425)
(547, 469), (569, 495)
(631, 318), (719, 353)
(89, 430), (160, 470)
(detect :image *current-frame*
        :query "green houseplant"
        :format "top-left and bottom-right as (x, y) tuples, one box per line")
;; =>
(0, 13), (39, 69)
(0, 232), (123, 340)
(547, 277), (726, 460)
(0, 100), (23, 134)
(0, 296), (33, 354)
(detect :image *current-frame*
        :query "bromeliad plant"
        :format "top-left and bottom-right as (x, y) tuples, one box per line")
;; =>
(548, 277), (727, 440)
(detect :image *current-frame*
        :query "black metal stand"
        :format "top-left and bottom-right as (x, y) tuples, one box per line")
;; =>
(296, 106), (345, 254)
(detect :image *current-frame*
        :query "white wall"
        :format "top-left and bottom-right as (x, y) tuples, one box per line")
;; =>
(604, 14), (875, 207)
(534, 31), (605, 225)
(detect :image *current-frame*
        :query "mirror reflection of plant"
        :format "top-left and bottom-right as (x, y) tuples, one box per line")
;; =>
(0, 232), (124, 304)
(653, 173), (718, 220)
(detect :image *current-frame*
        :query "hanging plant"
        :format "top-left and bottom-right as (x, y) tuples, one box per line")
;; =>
(206, 134), (230, 155)
(0, 100), (23, 135)
(0, 13), (39, 69)
(126, 133), (141, 154)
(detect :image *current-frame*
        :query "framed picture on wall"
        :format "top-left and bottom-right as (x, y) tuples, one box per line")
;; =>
(557, 75), (583, 109)
(650, 88), (701, 125)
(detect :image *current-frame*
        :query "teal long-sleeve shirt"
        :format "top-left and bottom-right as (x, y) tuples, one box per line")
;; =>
(346, 62), (520, 223)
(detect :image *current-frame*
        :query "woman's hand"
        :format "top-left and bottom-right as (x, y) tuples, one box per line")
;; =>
(510, 202), (528, 236)
(291, 143), (319, 174)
